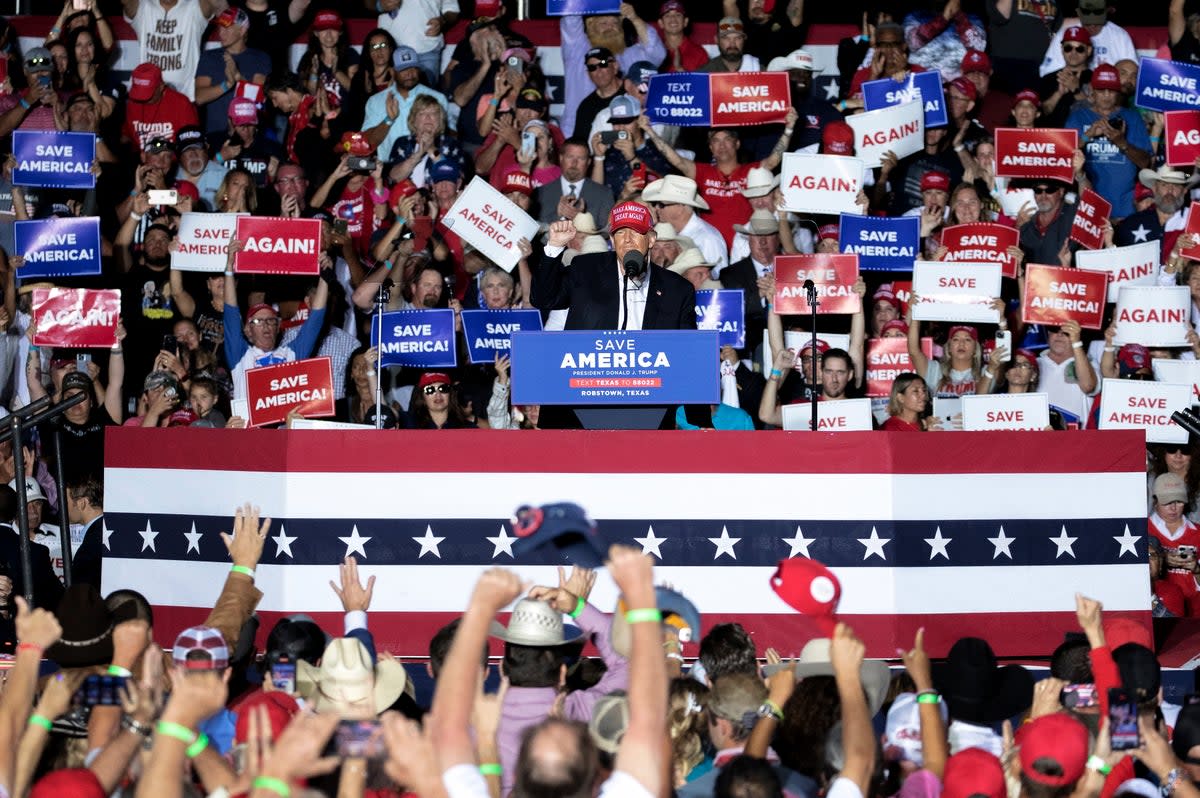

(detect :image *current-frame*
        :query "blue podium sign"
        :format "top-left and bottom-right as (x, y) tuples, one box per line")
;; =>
(510, 330), (719, 405)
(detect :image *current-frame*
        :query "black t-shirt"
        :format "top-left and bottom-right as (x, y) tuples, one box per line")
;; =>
(42, 406), (115, 482)
(122, 262), (176, 398)
(1038, 68), (1092, 130)
(574, 90), (625, 147)
(243, 0), (299, 77)
(1171, 28), (1200, 65)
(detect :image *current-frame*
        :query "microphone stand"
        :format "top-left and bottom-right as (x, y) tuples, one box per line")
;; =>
(806, 282), (820, 431)
(373, 278), (391, 430)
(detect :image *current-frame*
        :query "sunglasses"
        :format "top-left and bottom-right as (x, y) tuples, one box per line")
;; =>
(718, 22), (743, 32)
(422, 383), (450, 395)
(247, 317), (279, 327)
(1062, 43), (1088, 53)
(1127, 372), (1154, 380)
(368, 41), (390, 50)
(586, 59), (613, 72)
(1032, 185), (1060, 194)
(1165, 445), (1191, 454)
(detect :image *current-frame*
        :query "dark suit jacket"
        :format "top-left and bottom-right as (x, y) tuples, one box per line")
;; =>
(534, 179), (615, 227)
(719, 256), (769, 355)
(0, 524), (64, 610)
(531, 250), (697, 331)
(71, 515), (104, 592)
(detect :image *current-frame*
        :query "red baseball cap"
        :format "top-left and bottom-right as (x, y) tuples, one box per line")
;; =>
(247, 303), (278, 320)
(817, 224), (840, 242)
(948, 76), (977, 102)
(502, 169), (533, 196)
(337, 130), (374, 157)
(874, 286), (903, 310)
(1017, 714), (1089, 787)
(174, 180), (200, 203)
(129, 62), (163, 103)
(1063, 25), (1092, 44)
(30, 769), (104, 798)
(609, 201), (654, 235)
(799, 339), (830, 355)
(233, 691), (300, 744)
(1014, 348), (1039, 372)
(1012, 89), (1041, 109)
(1091, 63), (1121, 91)
(920, 170), (951, 193)
(418, 372), (451, 390)
(961, 49), (991, 74)
(880, 319), (910, 337)
(822, 121), (855, 156)
(312, 10), (342, 30)
(659, 0), (685, 15)
(1118, 343), (1149, 370)
(947, 325), (979, 341)
(942, 749), (1005, 798)
(769, 558), (840, 634)
(389, 179), (419, 207)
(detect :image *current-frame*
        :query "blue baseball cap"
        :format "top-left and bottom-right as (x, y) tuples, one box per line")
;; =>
(626, 61), (657, 87)
(393, 46), (419, 71)
(608, 94), (640, 122)
(511, 503), (608, 568)
(430, 158), (460, 183)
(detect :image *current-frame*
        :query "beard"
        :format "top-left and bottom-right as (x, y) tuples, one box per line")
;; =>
(420, 295), (439, 308)
(1157, 193), (1185, 215)
(586, 24), (627, 56)
(144, 252), (170, 268)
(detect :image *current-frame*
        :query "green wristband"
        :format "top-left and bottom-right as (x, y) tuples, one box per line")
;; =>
(28, 714), (52, 731)
(916, 692), (941, 704)
(231, 565), (255, 579)
(186, 733), (210, 758)
(253, 776), (292, 797)
(570, 596), (586, 619)
(479, 763), (503, 776)
(156, 720), (197, 745)
(107, 664), (132, 677)
(763, 699), (784, 721)
(624, 608), (662, 625)
(1086, 755), (1112, 775)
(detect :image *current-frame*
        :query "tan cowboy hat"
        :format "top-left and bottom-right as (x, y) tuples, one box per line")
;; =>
(579, 234), (610, 255)
(642, 175), (710, 210)
(667, 247), (712, 277)
(296, 638), (408, 717)
(733, 208), (780, 236)
(652, 223), (697, 250)
(770, 638), (891, 716)
(489, 598), (584, 646)
(741, 167), (781, 198)
(573, 212), (609, 238)
(1138, 165), (1200, 190)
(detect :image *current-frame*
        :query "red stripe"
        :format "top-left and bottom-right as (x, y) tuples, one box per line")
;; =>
(106, 428), (1146, 475)
(150, 607), (1150, 662)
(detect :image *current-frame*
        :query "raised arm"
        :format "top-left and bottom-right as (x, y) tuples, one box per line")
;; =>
(901, 629), (946, 779)
(608, 544), (667, 798)
(849, 278), (866, 387)
(760, 108), (798, 173)
(639, 115), (695, 179)
(1171, 0), (1188, 46)
(758, 346), (793, 428)
(0, 598), (62, 795)
(105, 322), (125, 423)
(907, 303), (930, 377)
(831, 623), (875, 797)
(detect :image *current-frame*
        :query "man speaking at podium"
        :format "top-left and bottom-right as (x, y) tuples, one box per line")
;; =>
(532, 201), (697, 330)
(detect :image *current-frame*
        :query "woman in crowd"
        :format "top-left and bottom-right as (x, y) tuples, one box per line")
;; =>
(386, 96), (467, 187)
(337, 346), (389, 426)
(907, 314), (994, 397)
(992, 348), (1039, 395)
(1150, 442), (1200, 521)
(487, 354), (540, 430)
(59, 27), (118, 120)
(407, 372), (474, 429)
(214, 169), (258, 214)
(1149, 472), (1200, 616)
(882, 372), (933, 431)
(311, 155), (385, 257)
(298, 11), (357, 113)
(343, 29), (396, 131)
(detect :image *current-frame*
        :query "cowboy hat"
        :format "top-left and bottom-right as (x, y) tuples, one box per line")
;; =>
(651, 223), (697, 250)
(579, 234), (610, 255)
(741, 167), (780, 198)
(489, 597), (584, 646)
(642, 175), (710, 211)
(1138, 165), (1200, 190)
(733, 208), (780, 236)
(667, 247), (712, 277)
(775, 638), (891, 716)
(932, 637), (1034, 725)
(573, 212), (609, 238)
(296, 637), (408, 717)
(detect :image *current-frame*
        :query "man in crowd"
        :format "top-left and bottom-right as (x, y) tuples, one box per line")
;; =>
(193, 7), (271, 135)
(700, 17), (761, 73)
(535, 138), (614, 226)
(123, 0), (226, 100)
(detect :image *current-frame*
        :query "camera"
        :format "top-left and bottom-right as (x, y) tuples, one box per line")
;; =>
(506, 55), (525, 74)
(599, 130), (629, 146)
(346, 156), (376, 172)
(147, 189), (178, 206)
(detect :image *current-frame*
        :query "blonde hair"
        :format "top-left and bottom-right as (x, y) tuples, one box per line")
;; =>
(936, 332), (982, 394)
(887, 372), (927, 418)
(668, 678), (709, 785)
(407, 95), (446, 137)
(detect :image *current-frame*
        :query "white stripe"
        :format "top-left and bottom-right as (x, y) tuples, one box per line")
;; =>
(101, 559), (1149, 616)
(105, 468), (1146, 522)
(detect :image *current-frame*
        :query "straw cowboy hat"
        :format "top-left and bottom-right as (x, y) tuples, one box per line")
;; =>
(296, 637), (408, 717)
(642, 175), (710, 210)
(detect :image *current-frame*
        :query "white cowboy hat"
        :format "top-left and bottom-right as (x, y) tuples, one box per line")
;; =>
(741, 167), (780, 198)
(296, 638), (408, 718)
(1138, 165), (1200, 189)
(489, 598), (584, 646)
(573, 212), (608, 237)
(579, 234), (610, 255)
(642, 175), (710, 211)
(667, 247), (712, 277)
(733, 208), (780, 236)
(772, 638), (891, 716)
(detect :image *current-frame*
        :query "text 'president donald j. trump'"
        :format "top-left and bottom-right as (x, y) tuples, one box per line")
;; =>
(531, 201), (697, 331)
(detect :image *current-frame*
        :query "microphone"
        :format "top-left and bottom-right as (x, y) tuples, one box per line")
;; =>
(803, 278), (817, 304)
(802, 279), (815, 290)
(623, 250), (646, 280)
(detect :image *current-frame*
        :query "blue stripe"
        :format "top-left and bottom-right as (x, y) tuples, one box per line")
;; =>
(104, 513), (1146, 568)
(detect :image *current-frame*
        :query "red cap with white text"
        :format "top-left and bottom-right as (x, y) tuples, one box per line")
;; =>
(608, 202), (654, 235)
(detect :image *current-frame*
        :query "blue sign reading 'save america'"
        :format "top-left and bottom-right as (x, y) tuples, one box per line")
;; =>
(695, 289), (746, 349)
(461, 309), (543, 365)
(1135, 58), (1200, 112)
(510, 330), (719, 405)
(12, 131), (96, 189)
(15, 217), (102, 278)
(862, 71), (947, 128)
(546, 0), (619, 14)
(370, 308), (457, 368)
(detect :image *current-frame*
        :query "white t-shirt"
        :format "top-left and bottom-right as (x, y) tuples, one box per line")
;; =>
(1039, 19), (1137, 77)
(377, 0), (460, 55)
(1038, 351), (1097, 426)
(127, 0), (211, 100)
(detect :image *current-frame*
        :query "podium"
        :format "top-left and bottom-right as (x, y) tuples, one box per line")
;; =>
(510, 330), (719, 431)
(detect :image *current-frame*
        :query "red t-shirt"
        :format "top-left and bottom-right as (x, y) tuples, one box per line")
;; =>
(657, 31), (709, 73)
(123, 87), (199, 149)
(881, 416), (922, 431)
(1148, 514), (1200, 601)
(328, 178), (383, 257)
(694, 161), (755, 249)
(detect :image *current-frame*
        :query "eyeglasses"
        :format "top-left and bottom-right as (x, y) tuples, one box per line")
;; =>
(422, 383), (450, 395)
(369, 41), (390, 50)
(1062, 44), (1088, 53)
(248, 317), (279, 327)
(1032, 185), (1060, 195)
(275, 176), (303, 185)
(586, 59), (613, 72)
(1165, 446), (1191, 454)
